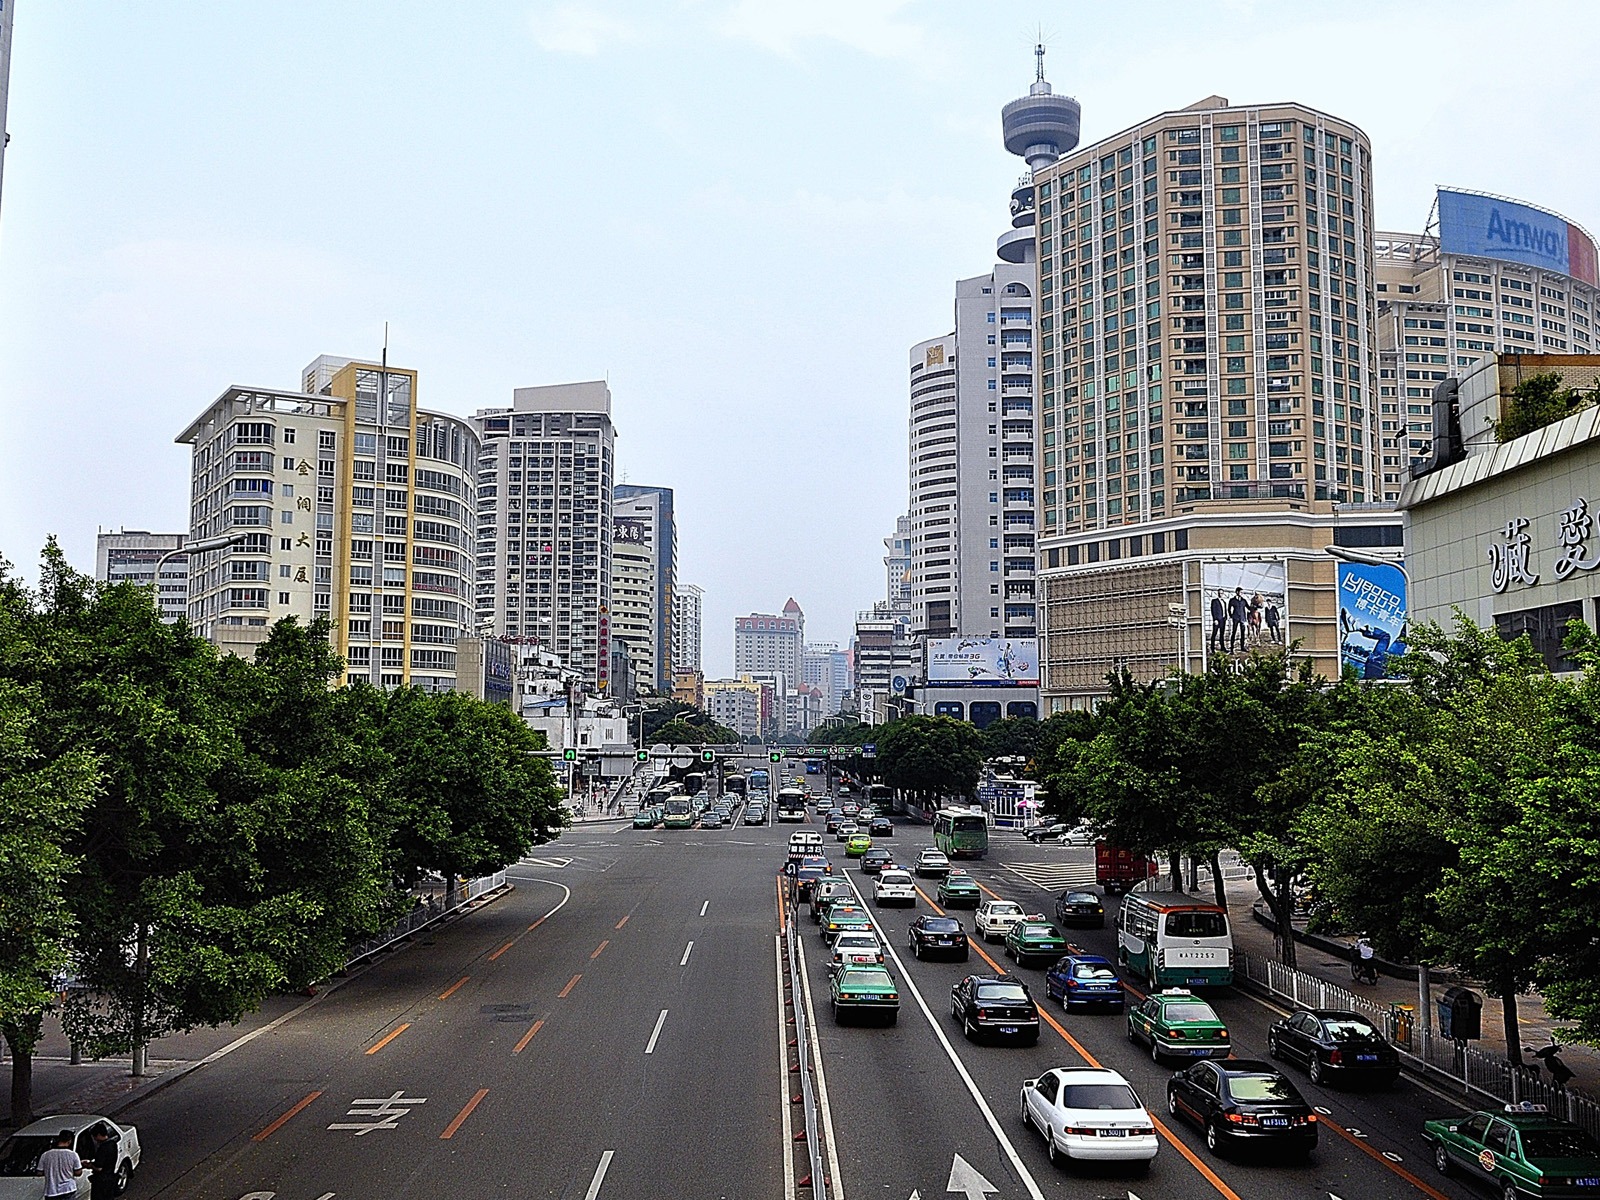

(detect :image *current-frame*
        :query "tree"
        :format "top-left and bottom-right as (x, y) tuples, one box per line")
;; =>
(1492, 371), (1590, 443)
(978, 717), (1044, 761)
(875, 717), (983, 804)
(808, 721), (873, 747)
(652, 717), (738, 746)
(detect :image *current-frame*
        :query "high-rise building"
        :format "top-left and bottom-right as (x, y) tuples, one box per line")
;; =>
(472, 382), (615, 689)
(704, 677), (762, 740)
(177, 356), (479, 690)
(1031, 95), (1383, 708)
(613, 484), (677, 693)
(803, 642), (850, 717)
(610, 518), (655, 694)
(733, 601), (803, 684)
(1373, 190), (1600, 497)
(908, 52), (1070, 643)
(883, 515), (911, 615)
(0, 0), (13, 215)
(96, 529), (189, 623)
(673, 582), (703, 674)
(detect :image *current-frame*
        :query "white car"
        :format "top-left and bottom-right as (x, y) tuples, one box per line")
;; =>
(973, 899), (1027, 942)
(1020, 1067), (1158, 1169)
(835, 822), (860, 843)
(914, 849), (951, 877)
(873, 870), (917, 907)
(1059, 824), (1097, 847)
(827, 931), (885, 974)
(0, 1114), (142, 1197)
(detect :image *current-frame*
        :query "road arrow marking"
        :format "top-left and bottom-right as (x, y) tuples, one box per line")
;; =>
(947, 1154), (998, 1199)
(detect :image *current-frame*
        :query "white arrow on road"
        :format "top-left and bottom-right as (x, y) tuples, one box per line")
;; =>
(947, 1154), (998, 1199)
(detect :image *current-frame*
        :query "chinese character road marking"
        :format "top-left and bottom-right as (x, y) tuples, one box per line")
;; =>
(327, 1091), (426, 1135)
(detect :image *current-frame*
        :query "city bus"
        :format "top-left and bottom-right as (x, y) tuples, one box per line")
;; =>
(775, 787), (808, 822)
(932, 807), (989, 859)
(749, 768), (771, 796)
(661, 795), (695, 830)
(682, 772), (705, 797)
(1116, 892), (1234, 989)
(723, 773), (746, 798)
(867, 784), (894, 812)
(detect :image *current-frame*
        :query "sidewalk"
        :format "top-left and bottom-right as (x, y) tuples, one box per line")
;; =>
(1220, 875), (1600, 1094)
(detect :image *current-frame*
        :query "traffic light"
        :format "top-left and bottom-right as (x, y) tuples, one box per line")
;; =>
(768, 751), (781, 763)
(635, 750), (650, 763)
(700, 750), (715, 763)
(562, 748), (578, 762)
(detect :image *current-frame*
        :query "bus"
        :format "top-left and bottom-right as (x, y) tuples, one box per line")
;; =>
(775, 787), (808, 822)
(749, 768), (770, 796)
(867, 784), (894, 812)
(1116, 892), (1234, 989)
(682, 772), (705, 797)
(661, 795), (695, 829)
(723, 773), (746, 798)
(932, 807), (989, 859)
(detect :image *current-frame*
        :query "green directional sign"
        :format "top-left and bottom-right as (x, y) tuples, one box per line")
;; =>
(635, 750), (650, 763)
(768, 751), (781, 763)
(562, 748), (578, 762)
(700, 749), (715, 763)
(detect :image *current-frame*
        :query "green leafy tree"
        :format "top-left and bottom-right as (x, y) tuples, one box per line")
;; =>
(652, 717), (738, 746)
(875, 716), (983, 805)
(1492, 371), (1590, 443)
(808, 721), (873, 747)
(978, 717), (1043, 761)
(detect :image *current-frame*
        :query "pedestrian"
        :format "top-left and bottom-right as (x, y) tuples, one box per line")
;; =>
(1265, 602), (1281, 643)
(88, 1127), (120, 1199)
(1209, 591), (1226, 651)
(39, 1130), (83, 1200)
(1227, 587), (1249, 652)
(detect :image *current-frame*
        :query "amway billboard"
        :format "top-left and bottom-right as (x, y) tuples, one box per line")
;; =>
(1437, 189), (1599, 287)
(926, 637), (1039, 688)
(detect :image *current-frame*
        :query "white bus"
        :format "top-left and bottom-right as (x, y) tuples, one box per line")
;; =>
(775, 787), (808, 822)
(1116, 891), (1234, 989)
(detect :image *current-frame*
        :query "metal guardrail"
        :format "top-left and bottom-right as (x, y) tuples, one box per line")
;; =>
(785, 917), (829, 1198)
(1236, 949), (1600, 1138)
(344, 871), (508, 966)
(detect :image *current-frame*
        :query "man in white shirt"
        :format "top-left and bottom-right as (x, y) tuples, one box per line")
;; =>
(39, 1130), (83, 1199)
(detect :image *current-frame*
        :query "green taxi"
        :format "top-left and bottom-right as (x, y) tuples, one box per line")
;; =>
(846, 833), (873, 858)
(1126, 988), (1230, 1064)
(821, 904), (874, 940)
(1426, 1102), (1600, 1198)
(1002, 919), (1070, 967)
(632, 809), (658, 829)
(829, 965), (899, 1024)
(937, 870), (982, 908)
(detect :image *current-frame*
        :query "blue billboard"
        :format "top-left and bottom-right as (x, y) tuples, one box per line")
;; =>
(1336, 562), (1407, 680)
(1437, 189), (1598, 286)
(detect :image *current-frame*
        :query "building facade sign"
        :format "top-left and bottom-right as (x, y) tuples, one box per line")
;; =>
(926, 637), (1039, 687)
(1438, 189), (1600, 287)
(1486, 502), (1600, 593)
(1336, 562), (1407, 680)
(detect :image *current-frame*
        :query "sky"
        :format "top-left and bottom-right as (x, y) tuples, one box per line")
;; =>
(3, 1), (1600, 676)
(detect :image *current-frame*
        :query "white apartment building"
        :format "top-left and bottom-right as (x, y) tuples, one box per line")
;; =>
(613, 484), (677, 692)
(705, 677), (762, 740)
(733, 599), (803, 684)
(673, 582), (703, 674)
(177, 356), (479, 690)
(96, 530), (189, 622)
(803, 642), (850, 717)
(472, 382), (616, 690)
(610, 512), (656, 693)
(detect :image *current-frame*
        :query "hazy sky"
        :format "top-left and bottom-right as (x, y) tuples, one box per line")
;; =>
(3, 1), (1599, 675)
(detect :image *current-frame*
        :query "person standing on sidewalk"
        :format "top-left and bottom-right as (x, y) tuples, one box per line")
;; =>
(89, 1126), (120, 1198)
(39, 1131), (83, 1199)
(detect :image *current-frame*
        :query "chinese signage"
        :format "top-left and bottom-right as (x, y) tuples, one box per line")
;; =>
(1487, 500), (1600, 593)
(926, 637), (1038, 687)
(1336, 562), (1407, 680)
(1438, 189), (1600, 287)
(613, 517), (648, 545)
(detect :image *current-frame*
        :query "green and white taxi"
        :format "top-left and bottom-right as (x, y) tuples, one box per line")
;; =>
(1426, 1102), (1600, 1199)
(937, 870), (982, 908)
(1003, 920), (1070, 967)
(1126, 988), (1230, 1064)
(829, 965), (900, 1024)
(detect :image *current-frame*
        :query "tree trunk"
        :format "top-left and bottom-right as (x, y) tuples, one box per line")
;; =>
(2, 1019), (37, 1128)
(1273, 872), (1297, 968)
(1208, 851), (1226, 909)
(1503, 983), (1523, 1068)
(132, 921), (148, 1077)
(1168, 851), (1182, 892)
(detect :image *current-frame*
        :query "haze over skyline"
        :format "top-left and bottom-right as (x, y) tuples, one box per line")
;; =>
(3, 1), (1598, 676)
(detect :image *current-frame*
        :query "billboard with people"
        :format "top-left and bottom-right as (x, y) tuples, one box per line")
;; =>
(1201, 562), (1287, 659)
(1336, 561), (1408, 680)
(926, 637), (1039, 687)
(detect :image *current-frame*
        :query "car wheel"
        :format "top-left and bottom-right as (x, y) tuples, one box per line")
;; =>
(1205, 1120), (1224, 1156)
(1127, 1022), (1137, 1044)
(910, 941), (921, 960)
(832, 1002), (842, 1024)
(1046, 1132), (1061, 1166)
(1432, 1143), (1451, 1176)
(1167, 1090), (1180, 1117)
(1309, 1058), (1326, 1086)
(1020, 1097), (1032, 1128)
(959, 950), (969, 962)
(887, 1012), (897, 1026)
(965, 1015), (978, 1042)
(1502, 1184), (1519, 1200)
(1150, 1040), (1163, 1065)
(114, 1163), (132, 1196)
(1267, 1033), (1281, 1060)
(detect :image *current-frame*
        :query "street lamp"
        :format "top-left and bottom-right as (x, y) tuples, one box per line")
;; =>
(150, 533), (248, 620)
(1323, 544), (1411, 590)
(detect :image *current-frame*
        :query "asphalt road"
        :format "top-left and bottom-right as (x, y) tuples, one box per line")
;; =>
(106, 796), (1491, 1200)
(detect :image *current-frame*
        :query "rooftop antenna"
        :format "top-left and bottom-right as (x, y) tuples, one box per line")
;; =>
(1035, 30), (1046, 82)
(381, 320), (389, 370)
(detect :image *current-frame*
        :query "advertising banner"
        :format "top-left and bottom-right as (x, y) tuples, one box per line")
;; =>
(1437, 189), (1599, 287)
(613, 517), (648, 545)
(926, 637), (1039, 687)
(1201, 561), (1287, 658)
(1336, 561), (1408, 680)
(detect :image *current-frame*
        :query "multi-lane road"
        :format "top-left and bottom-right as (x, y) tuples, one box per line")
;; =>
(114, 799), (1485, 1200)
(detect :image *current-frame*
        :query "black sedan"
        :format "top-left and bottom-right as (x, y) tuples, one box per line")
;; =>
(1166, 1059), (1317, 1159)
(1024, 822), (1070, 844)
(1053, 889), (1106, 928)
(1267, 1008), (1400, 1087)
(949, 974), (1040, 1044)
(869, 817), (893, 836)
(907, 915), (969, 961)
(859, 848), (895, 875)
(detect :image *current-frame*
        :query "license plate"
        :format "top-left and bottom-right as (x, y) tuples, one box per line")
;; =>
(1262, 1117), (1288, 1127)
(1356, 1054), (1378, 1062)
(1101, 1129), (1127, 1137)
(1000, 1026), (1018, 1034)
(1186, 977), (1209, 985)
(936, 939), (952, 945)
(1575, 1178), (1600, 1187)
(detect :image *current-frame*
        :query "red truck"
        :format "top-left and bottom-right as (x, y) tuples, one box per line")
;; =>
(1095, 842), (1158, 895)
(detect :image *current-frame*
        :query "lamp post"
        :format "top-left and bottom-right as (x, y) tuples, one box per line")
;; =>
(151, 532), (247, 622)
(1323, 543), (1411, 590)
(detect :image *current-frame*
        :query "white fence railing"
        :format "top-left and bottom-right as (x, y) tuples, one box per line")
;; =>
(345, 871), (508, 966)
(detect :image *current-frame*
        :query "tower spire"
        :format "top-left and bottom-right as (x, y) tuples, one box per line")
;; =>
(1035, 36), (1045, 83)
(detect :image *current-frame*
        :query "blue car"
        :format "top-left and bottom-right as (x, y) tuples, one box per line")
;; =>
(1043, 951), (1125, 1011)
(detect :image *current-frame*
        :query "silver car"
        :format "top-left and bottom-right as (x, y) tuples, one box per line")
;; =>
(0, 1115), (142, 1197)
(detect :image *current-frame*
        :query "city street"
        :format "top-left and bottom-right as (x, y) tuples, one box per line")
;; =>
(103, 804), (1496, 1200)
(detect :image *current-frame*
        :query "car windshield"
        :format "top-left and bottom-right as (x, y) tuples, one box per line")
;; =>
(921, 851), (946, 861)
(990, 903), (1024, 916)
(840, 969), (892, 987)
(1063, 892), (1099, 904)
(0, 1135), (53, 1176)
(1164, 1002), (1218, 1022)
(1074, 964), (1117, 980)
(1060, 1084), (1141, 1111)
(835, 935), (878, 950)
(1225, 1074), (1298, 1103)
(923, 918), (961, 932)
(976, 983), (1030, 1003)
(1165, 911), (1228, 939)
(881, 873), (911, 885)
(1323, 1017), (1380, 1041)
(1521, 1127), (1600, 1158)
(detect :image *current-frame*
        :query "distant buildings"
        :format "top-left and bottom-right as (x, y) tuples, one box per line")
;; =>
(613, 484), (677, 693)
(803, 642), (850, 716)
(705, 676), (762, 740)
(96, 530), (189, 623)
(673, 581), (703, 674)
(734, 600), (804, 683)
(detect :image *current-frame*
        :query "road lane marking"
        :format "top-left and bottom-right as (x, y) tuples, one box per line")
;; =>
(774, 936), (797, 1200)
(1320, 1114), (1452, 1199)
(680, 940), (694, 966)
(615, 914), (630, 929)
(364, 1023), (410, 1055)
(582, 1150), (615, 1200)
(252, 1091), (323, 1141)
(841, 874), (1043, 1200)
(526, 878), (573, 931)
(438, 976), (469, 1001)
(488, 940), (515, 961)
(792, 930), (847, 1200)
(701, 899), (710, 916)
(591, 939), (610, 960)
(774, 877), (786, 932)
(513, 1019), (544, 1054)
(645, 1008), (669, 1054)
(559, 974), (582, 998)
(439, 1088), (489, 1139)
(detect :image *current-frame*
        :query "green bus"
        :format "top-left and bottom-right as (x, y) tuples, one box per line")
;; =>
(932, 807), (989, 859)
(1116, 892), (1234, 989)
